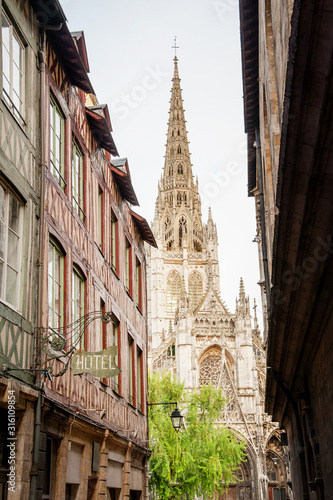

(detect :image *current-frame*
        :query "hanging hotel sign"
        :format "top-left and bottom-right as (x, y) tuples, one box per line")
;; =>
(72, 346), (121, 378)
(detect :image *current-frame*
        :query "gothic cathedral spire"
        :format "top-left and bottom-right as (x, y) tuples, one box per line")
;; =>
(154, 56), (204, 253)
(163, 57), (193, 187)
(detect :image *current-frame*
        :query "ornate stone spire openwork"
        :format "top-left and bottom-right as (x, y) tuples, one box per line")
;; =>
(163, 56), (193, 190)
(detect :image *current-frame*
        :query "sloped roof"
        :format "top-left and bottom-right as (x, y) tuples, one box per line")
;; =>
(86, 106), (118, 156)
(47, 24), (94, 94)
(110, 158), (139, 206)
(71, 31), (90, 73)
(130, 209), (157, 248)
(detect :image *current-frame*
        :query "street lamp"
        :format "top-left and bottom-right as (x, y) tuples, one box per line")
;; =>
(148, 402), (184, 431)
(170, 406), (183, 431)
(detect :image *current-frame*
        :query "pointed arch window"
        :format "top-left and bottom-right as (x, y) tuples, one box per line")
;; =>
(199, 351), (221, 387)
(166, 271), (181, 313)
(177, 145), (181, 154)
(189, 272), (203, 310)
(178, 216), (187, 247)
(168, 165), (173, 176)
(177, 163), (183, 174)
(177, 129), (180, 136)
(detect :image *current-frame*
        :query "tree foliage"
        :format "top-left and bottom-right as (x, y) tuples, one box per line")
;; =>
(148, 371), (246, 499)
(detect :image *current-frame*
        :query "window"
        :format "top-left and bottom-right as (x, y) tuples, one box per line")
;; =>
(273, 489), (286, 500)
(128, 335), (134, 405)
(177, 163), (183, 174)
(1, 10), (24, 121)
(166, 271), (181, 313)
(178, 216), (187, 247)
(125, 238), (132, 295)
(177, 145), (181, 154)
(50, 96), (65, 188)
(111, 318), (120, 393)
(0, 184), (23, 309)
(101, 305), (121, 392)
(110, 209), (118, 273)
(135, 257), (142, 310)
(98, 187), (103, 251)
(72, 267), (85, 348)
(188, 272), (203, 310)
(48, 240), (64, 329)
(72, 141), (84, 220)
(137, 347), (143, 412)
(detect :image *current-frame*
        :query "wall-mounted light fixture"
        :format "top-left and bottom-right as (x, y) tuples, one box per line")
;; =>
(148, 402), (184, 431)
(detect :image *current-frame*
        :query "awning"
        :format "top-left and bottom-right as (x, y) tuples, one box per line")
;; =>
(86, 106), (119, 156)
(130, 209), (157, 248)
(46, 23), (94, 94)
(110, 159), (139, 206)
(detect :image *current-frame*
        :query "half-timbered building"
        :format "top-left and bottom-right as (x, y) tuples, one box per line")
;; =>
(0, 0), (40, 497)
(0, 1), (156, 499)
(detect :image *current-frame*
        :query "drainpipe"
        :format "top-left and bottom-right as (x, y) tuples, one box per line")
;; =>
(254, 129), (271, 316)
(30, 26), (46, 500)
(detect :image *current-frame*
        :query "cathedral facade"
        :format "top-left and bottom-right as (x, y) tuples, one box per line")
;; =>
(147, 57), (290, 500)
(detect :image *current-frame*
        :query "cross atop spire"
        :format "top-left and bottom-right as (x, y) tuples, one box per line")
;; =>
(172, 36), (179, 58)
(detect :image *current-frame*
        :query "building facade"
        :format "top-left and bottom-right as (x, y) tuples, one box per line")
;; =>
(147, 57), (289, 500)
(0, 1), (155, 499)
(0, 0), (41, 497)
(239, 0), (333, 499)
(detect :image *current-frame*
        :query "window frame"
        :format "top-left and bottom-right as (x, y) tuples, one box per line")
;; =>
(48, 238), (65, 330)
(128, 334), (135, 406)
(136, 347), (143, 413)
(72, 266), (85, 348)
(49, 94), (66, 189)
(110, 208), (118, 274)
(72, 139), (85, 221)
(135, 256), (142, 311)
(98, 186), (104, 252)
(0, 183), (23, 310)
(1, 9), (25, 123)
(125, 237), (133, 296)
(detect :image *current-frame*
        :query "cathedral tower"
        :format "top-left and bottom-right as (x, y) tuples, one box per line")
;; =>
(148, 56), (220, 355)
(147, 56), (287, 500)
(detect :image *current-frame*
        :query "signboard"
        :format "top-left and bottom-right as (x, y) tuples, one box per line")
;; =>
(72, 346), (121, 378)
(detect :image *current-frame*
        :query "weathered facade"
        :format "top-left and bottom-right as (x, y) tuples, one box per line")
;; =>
(147, 57), (289, 500)
(0, 1), (156, 499)
(239, 0), (333, 499)
(0, 0), (40, 497)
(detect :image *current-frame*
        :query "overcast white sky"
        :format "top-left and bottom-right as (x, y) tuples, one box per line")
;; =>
(63, 0), (263, 329)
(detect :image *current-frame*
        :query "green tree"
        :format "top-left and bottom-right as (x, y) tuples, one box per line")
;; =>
(148, 371), (246, 499)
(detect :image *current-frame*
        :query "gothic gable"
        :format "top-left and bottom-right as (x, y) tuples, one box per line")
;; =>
(195, 284), (231, 318)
